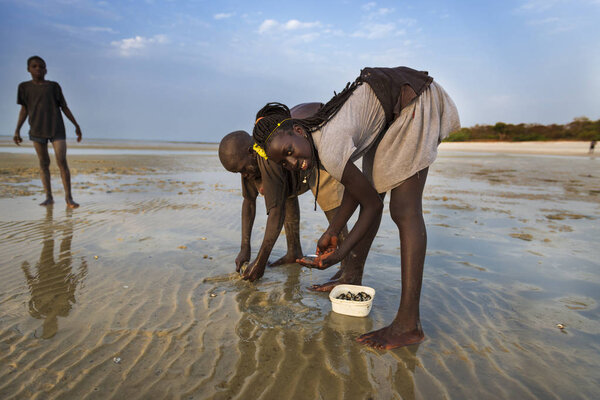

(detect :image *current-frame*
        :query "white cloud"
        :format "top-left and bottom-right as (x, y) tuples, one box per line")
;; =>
(528, 16), (576, 33)
(258, 19), (321, 34)
(362, 2), (376, 11)
(517, 0), (560, 12)
(214, 13), (233, 20)
(258, 19), (278, 34)
(111, 34), (168, 57)
(352, 22), (398, 39)
(284, 19), (321, 30)
(86, 26), (117, 33)
(375, 7), (393, 16)
(53, 23), (117, 34)
(290, 32), (321, 43)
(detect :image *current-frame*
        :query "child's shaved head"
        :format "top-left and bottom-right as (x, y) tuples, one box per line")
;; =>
(218, 130), (253, 172)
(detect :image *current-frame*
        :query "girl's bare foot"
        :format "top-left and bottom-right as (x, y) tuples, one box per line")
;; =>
(66, 199), (79, 209)
(308, 279), (342, 292)
(39, 198), (54, 206)
(307, 270), (361, 292)
(356, 322), (424, 350)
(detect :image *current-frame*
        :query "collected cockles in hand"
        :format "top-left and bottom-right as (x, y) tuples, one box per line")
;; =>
(336, 291), (372, 302)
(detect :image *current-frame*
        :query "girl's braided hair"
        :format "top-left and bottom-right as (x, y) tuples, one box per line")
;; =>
(252, 78), (362, 149)
(251, 77), (362, 210)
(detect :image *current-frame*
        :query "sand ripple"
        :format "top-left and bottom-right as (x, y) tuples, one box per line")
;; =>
(1, 150), (599, 399)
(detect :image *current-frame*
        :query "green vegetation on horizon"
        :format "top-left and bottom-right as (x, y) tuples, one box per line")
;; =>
(444, 116), (600, 142)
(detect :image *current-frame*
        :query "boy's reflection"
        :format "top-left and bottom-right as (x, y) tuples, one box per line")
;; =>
(21, 207), (87, 339)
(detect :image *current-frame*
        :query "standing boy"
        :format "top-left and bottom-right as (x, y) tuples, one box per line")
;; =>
(14, 55), (82, 208)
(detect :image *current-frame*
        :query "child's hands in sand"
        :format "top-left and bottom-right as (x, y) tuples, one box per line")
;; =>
(241, 260), (265, 282)
(235, 248), (250, 272)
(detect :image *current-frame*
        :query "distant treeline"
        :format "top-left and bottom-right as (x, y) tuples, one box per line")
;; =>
(444, 117), (600, 142)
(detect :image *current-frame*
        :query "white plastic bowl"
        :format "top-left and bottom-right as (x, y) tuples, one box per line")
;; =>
(329, 284), (376, 317)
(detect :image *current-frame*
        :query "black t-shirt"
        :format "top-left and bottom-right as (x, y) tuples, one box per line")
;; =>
(17, 81), (67, 139)
(241, 157), (310, 214)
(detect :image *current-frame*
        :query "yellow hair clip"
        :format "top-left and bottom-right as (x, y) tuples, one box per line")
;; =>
(253, 143), (268, 160)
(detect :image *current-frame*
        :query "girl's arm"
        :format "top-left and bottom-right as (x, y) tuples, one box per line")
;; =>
(242, 201), (286, 281)
(319, 161), (383, 267)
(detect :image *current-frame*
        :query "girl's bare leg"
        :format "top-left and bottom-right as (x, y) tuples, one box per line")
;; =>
(357, 168), (428, 350)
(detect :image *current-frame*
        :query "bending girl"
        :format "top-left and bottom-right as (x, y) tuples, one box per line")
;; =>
(252, 66), (459, 350)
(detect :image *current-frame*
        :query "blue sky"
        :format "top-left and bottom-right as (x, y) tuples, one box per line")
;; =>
(1, 0), (599, 142)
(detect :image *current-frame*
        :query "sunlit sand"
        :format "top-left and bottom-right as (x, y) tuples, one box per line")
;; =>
(1, 140), (598, 398)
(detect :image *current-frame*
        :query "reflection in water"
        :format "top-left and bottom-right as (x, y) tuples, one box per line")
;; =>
(20, 207), (87, 339)
(222, 264), (421, 398)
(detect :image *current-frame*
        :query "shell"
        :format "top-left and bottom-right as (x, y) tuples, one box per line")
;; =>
(336, 291), (371, 302)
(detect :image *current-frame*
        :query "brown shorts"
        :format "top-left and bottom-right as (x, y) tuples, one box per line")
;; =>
(29, 133), (66, 144)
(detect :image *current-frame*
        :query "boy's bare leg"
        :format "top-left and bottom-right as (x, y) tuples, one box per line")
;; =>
(271, 197), (302, 267)
(33, 141), (53, 206)
(357, 168), (428, 350)
(308, 204), (380, 292)
(52, 140), (79, 208)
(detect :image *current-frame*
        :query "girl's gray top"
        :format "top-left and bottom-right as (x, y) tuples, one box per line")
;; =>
(311, 81), (460, 193)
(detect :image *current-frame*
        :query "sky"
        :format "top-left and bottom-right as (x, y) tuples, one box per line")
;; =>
(1, 0), (599, 143)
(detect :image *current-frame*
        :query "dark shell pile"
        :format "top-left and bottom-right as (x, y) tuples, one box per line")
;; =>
(336, 291), (371, 302)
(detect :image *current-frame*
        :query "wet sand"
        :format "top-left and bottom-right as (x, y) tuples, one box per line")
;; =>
(0, 141), (599, 399)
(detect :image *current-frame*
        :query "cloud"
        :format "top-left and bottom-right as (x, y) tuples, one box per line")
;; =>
(214, 13), (233, 20)
(351, 5), (408, 39)
(258, 19), (321, 34)
(284, 19), (321, 30)
(351, 23), (398, 39)
(362, 2), (376, 11)
(86, 26), (117, 33)
(258, 19), (278, 34)
(289, 32), (321, 43)
(111, 34), (168, 57)
(374, 7), (393, 16)
(516, 0), (560, 13)
(527, 16), (576, 33)
(53, 23), (117, 34)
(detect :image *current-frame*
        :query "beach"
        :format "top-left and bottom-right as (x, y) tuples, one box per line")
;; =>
(0, 139), (599, 399)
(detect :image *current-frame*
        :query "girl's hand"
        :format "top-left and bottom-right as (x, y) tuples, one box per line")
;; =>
(317, 233), (338, 255)
(317, 249), (341, 269)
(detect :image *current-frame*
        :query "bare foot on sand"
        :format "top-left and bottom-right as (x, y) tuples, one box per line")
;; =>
(66, 199), (79, 209)
(39, 198), (54, 206)
(270, 254), (301, 267)
(356, 323), (425, 350)
(308, 278), (343, 292)
(307, 270), (361, 292)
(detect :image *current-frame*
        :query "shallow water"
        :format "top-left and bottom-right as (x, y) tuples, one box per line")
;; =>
(0, 149), (598, 399)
